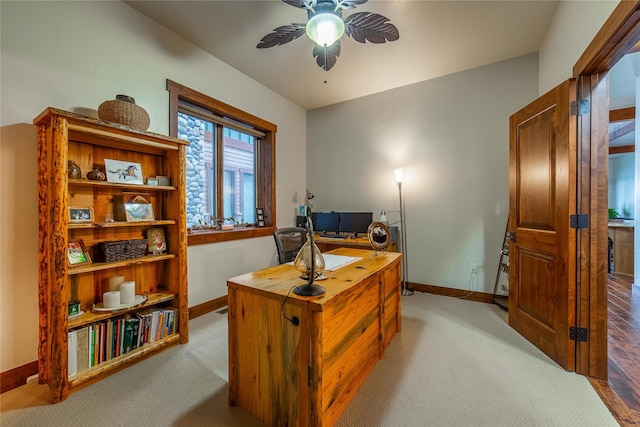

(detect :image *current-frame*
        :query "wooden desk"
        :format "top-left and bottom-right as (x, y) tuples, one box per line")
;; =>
(227, 248), (402, 427)
(315, 234), (398, 252)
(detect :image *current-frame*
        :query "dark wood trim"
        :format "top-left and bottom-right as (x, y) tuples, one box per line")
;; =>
(576, 74), (610, 380)
(166, 79), (277, 245)
(609, 145), (635, 155)
(571, 0), (640, 382)
(410, 282), (494, 304)
(573, 1), (640, 76)
(610, 106), (635, 122)
(189, 295), (228, 319)
(1, 361), (38, 394)
(187, 226), (276, 246)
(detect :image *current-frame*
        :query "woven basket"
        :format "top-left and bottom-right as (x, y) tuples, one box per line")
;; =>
(98, 95), (150, 131)
(99, 239), (148, 262)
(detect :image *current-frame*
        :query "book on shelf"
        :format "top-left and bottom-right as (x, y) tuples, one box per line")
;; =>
(69, 307), (177, 376)
(68, 330), (78, 377)
(123, 317), (134, 353)
(130, 316), (141, 351)
(76, 327), (89, 373)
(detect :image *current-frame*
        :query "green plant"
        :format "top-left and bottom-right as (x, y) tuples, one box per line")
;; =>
(608, 208), (620, 219)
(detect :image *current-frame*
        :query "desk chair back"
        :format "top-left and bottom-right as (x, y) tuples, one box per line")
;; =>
(274, 227), (307, 264)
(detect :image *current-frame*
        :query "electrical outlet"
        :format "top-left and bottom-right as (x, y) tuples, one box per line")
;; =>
(470, 263), (477, 273)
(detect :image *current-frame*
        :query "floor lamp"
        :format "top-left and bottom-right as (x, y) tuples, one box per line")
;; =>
(395, 169), (414, 296)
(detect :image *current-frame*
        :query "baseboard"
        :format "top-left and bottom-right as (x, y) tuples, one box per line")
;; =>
(1, 361), (38, 394)
(188, 295), (228, 319)
(1, 286), (490, 394)
(410, 282), (495, 304)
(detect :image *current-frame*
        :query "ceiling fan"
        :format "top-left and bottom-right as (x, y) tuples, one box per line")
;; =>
(257, 0), (399, 71)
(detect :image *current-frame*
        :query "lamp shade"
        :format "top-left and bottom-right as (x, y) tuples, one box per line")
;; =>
(394, 168), (404, 184)
(306, 13), (345, 46)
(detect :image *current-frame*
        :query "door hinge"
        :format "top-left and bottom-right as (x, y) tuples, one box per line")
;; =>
(570, 99), (590, 116)
(570, 327), (588, 342)
(570, 214), (589, 229)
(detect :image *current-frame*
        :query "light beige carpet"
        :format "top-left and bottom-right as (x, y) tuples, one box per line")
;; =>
(1, 293), (618, 426)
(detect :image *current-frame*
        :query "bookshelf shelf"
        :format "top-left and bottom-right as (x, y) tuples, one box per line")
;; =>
(68, 254), (176, 275)
(35, 108), (190, 403)
(69, 220), (177, 230)
(67, 292), (176, 329)
(68, 178), (176, 192)
(68, 333), (180, 390)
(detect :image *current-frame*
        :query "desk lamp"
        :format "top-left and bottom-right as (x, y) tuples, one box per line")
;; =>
(293, 191), (326, 296)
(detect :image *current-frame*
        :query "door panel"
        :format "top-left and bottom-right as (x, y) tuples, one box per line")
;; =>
(509, 80), (577, 371)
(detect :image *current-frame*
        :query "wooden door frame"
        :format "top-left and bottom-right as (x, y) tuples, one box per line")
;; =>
(572, 1), (640, 379)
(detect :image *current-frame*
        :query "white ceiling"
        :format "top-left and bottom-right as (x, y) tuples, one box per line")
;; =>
(124, 0), (637, 145)
(124, 0), (559, 110)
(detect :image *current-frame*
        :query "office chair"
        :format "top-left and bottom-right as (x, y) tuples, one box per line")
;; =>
(273, 227), (307, 264)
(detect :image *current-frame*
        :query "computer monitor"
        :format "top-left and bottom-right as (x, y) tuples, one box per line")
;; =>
(339, 212), (373, 237)
(314, 212), (340, 235)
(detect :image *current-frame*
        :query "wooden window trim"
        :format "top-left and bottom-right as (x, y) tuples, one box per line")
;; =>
(167, 80), (277, 245)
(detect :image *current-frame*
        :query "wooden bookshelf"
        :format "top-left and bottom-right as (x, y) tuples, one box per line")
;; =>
(34, 108), (189, 403)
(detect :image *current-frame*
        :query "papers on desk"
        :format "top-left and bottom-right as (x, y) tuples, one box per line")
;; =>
(322, 254), (361, 271)
(286, 254), (361, 272)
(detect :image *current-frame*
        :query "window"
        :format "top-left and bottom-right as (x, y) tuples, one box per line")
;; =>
(167, 80), (276, 245)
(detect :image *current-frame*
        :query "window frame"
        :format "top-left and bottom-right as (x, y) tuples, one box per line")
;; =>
(167, 80), (276, 245)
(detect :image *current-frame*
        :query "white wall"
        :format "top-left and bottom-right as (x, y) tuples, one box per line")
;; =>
(538, 0), (619, 95)
(0, 1), (306, 372)
(307, 54), (538, 294)
(609, 153), (636, 218)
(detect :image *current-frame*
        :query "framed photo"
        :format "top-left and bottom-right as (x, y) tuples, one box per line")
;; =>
(69, 206), (94, 223)
(123, 192), (155, 222)
(105, 159), (144, 185)
(257, 220), (265, 227)
(146, 178), (159, 186)
(67, 239), (91, 266)
(147, 227), (167, 254)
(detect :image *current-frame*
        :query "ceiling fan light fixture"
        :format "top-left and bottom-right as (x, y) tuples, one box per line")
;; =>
(306, 12), (344, 47)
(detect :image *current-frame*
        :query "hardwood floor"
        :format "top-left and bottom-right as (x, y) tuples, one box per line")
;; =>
(589, 273), (640, 426)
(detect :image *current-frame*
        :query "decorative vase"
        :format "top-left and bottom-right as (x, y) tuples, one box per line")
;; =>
(293, 233), (326, 280)
(86, 166), (106, 181)
(97, 94), (150, 131)
(68, 160), (82, 179)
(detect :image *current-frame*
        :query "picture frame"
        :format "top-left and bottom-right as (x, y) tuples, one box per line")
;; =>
(146, 178), (159, 186)
(67, 238), (92, 266)
(147, 227), (167, 254)
(255, 207), (265, 227)
(122, 192), (155, 222)
(69, 206), (94, 223)
(104, 159), (144, 185)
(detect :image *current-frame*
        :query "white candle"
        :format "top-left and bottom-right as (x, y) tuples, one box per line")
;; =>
(119, 281), (136, 305)
(103, 291), (121, 308)
(108, 275), (125, 292)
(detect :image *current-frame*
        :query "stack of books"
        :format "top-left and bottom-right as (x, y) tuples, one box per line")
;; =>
(67, 307), (178, 377)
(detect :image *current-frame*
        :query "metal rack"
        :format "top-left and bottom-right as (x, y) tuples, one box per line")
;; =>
(493, 220), (509, 311)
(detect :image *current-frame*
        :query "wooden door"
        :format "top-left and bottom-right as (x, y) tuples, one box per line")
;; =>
(508, 79), (577, 371)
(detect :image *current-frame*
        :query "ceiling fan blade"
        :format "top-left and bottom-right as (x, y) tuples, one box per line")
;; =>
(257, 23), (307, 49)
(312, 42), (341, 71)
(344, 12), (399, 44)
(334, 0), (368, 10)
(283, 0), (316, 10)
